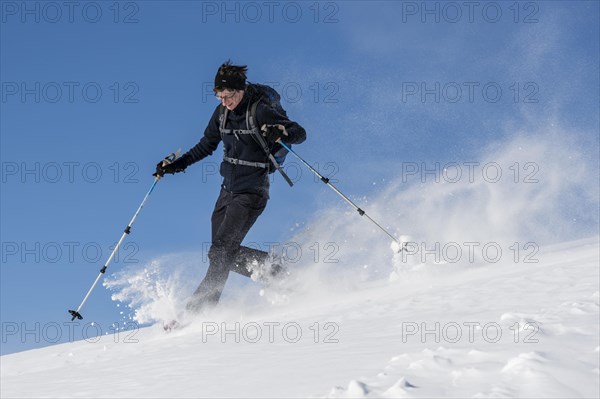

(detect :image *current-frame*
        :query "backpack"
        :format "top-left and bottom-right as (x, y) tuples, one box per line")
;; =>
(218, 83), (293, 186)
(246, 83), (291, 167)
(251, 83), (288, 118)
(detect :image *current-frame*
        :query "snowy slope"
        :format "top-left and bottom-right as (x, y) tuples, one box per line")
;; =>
(1, 237), (598, 398)
(2, 133), (599, 398)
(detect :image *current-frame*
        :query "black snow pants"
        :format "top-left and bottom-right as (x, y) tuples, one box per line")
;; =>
(187, 188), (270, 312)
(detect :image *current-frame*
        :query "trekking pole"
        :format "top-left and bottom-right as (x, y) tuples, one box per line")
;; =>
(68, 150), (180, 321)
(278, 141), (406, 252)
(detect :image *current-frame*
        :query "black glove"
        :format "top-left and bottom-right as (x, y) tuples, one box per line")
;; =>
(261, 124), (288, 142)
(153, 158), (186, 177)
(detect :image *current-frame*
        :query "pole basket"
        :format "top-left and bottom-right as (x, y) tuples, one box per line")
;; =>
(69, 310), (83, 321)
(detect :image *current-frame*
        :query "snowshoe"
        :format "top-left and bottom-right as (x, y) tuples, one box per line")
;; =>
(247, 252), (290, 285)
(162, 319), (182, 332)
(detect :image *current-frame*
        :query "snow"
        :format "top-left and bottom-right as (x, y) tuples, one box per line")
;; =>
(1, 237), (598, 398)
(2, 133), (599, 397)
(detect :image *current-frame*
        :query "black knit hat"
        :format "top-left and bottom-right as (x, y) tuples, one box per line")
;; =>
(214, 61), (247, 91)
(214, 72), (246, 90)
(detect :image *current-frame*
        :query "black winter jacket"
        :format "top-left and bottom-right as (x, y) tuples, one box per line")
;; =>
(178, 85), (306, 198)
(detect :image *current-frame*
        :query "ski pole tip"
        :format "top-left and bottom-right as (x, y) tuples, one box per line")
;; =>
(391, 235), (411, 254)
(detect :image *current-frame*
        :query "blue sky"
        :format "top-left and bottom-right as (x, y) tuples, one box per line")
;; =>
(1, 1), (598, 354)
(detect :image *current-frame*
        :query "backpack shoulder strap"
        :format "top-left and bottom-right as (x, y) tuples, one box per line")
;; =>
(219, 105), (228, 141)
(246, 99), (294, 187)
(247, 99), (260, 133)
